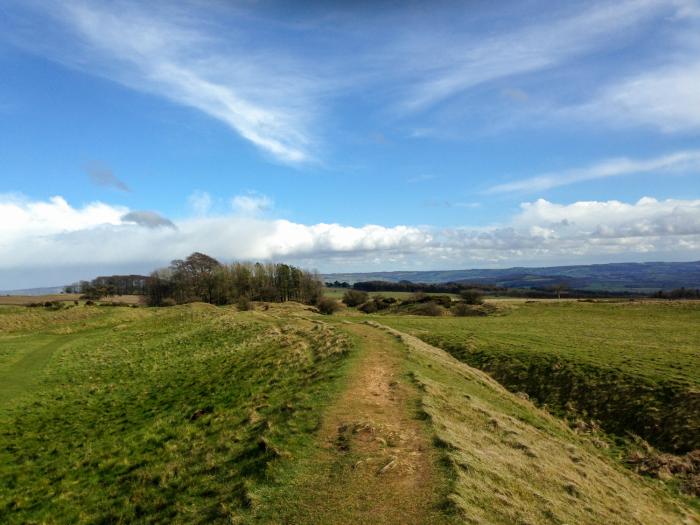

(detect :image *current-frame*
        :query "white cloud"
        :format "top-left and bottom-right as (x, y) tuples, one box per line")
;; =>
(2, 194), (700, 288)
(15, 1), (318, 164)
(188, 190), (212, 216)
(487, 150), (700, 193)
(390, 0), (682, 112)
(571, 59), (700, 132)
(231, 192), (273, 215)
(0, 195), (125, 243)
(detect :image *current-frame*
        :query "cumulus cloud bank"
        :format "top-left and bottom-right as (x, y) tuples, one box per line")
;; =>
(2, 193), (700, 288)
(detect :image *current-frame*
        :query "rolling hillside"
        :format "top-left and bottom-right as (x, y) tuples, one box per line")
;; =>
(1, 301), (697, 523)
(324, 260), (700, 291)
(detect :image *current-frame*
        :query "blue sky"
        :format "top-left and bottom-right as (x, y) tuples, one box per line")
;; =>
(1, 0), (700, 288)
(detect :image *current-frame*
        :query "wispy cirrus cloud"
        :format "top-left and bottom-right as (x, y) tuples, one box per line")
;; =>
(389, 0), (684, 113)
(487, 150), (700, 194)
(569, 58), (700, 133)
(10, 1), (319, 164)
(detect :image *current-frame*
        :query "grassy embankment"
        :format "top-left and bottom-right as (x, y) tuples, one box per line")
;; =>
(0, 303), (353, 523)
(1, 300), (698, 523)
(373, 321), (697, 524)
(378, 301), (700, 454)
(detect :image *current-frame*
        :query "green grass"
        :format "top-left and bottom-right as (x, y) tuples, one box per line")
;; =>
(376, 323), (697, 524)
(377, 300), (700, 453)
(0, 304), (352, 524)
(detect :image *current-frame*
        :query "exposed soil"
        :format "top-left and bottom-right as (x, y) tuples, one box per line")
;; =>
(268, 321), (454, 524)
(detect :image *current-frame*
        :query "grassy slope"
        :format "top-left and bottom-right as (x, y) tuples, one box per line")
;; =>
(375, 322), (698, 524)
(2, 302), (698, 524)
(0, 304), (352, 524)
(0, 294), (143, 306)
(378, 301), (700, 452)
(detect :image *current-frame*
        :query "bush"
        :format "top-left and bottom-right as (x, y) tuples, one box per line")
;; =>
(342, 289), (369, 307)
(460, 289), (484, 305)
(372, 295), (397, 310)
(412, 302), (445, 316)
(84, 300), (95, 306)
(44, 301), (63, 310)
(408, 292), (428, 303)
(358, 301), (378, 314)
(452, 303), (482, 317)
(237, 296), (253, 311)
(317, 297), (341, 315)
(429, 295), (452, 307)
(161, 298), (177, 307)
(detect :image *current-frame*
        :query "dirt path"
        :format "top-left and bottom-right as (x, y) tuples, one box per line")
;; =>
(267, 321), (454, 524)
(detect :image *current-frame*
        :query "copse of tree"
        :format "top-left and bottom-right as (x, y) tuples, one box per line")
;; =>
(652, 287), (700, 300)
(325, 280), (351, 288)
(67, 274), (149, 299)
(342, 289), (369, 307)
(145, 252), (324, 307)
(460, 289), (484, 305)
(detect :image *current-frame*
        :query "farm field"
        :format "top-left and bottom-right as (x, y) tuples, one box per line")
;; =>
(0, 294), (143, 306)
(1, 302), (698, 523)
(379, 300), (700, 453)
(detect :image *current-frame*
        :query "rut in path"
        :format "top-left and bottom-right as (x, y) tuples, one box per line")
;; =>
(267, 321), (455, 525)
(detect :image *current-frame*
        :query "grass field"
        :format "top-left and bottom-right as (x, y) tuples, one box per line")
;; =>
(378, 300), (700, 453)
(0, 303), (353, 523)
(1, 301), (698, 523)
(0, 294), (143, 306)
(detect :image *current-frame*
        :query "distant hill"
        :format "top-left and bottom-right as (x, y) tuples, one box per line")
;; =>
(0, 286), (66, 296)
(323, 260), (700, 292)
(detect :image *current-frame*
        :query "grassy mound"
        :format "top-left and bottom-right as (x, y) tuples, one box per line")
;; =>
(379, 301), (700, 454)
(372, 321), (698, 524)
(0, 305), (351, 523)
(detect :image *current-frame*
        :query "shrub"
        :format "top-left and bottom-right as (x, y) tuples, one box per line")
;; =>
(372, 295), (396, 310)
(237, 296), (253, 311)
(412, 302), (444, 316)
(342, 289), (369, 307)
(429, 295), (452, 307)
(358, 301), (378, 314)
(460, 289), (484, 305)
(407, 292), (428, 303)
(84, 300), (95, 306)
(161, 297), (177, 307)
(451, 303), (482, 317)
(317, 297), (341, 315)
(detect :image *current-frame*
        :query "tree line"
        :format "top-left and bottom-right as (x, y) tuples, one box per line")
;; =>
(351, 280), (502, 294)
(65, 275), (148, 298)
(348, 280), (651, 299)
(651, 288), (700, 300)
(145, 252), (324, 307)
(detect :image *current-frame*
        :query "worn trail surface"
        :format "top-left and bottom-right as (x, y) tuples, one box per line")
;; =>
(265, 321), (454, 524)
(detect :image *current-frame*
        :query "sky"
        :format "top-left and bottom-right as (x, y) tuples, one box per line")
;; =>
(1, 0), (700, 289)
